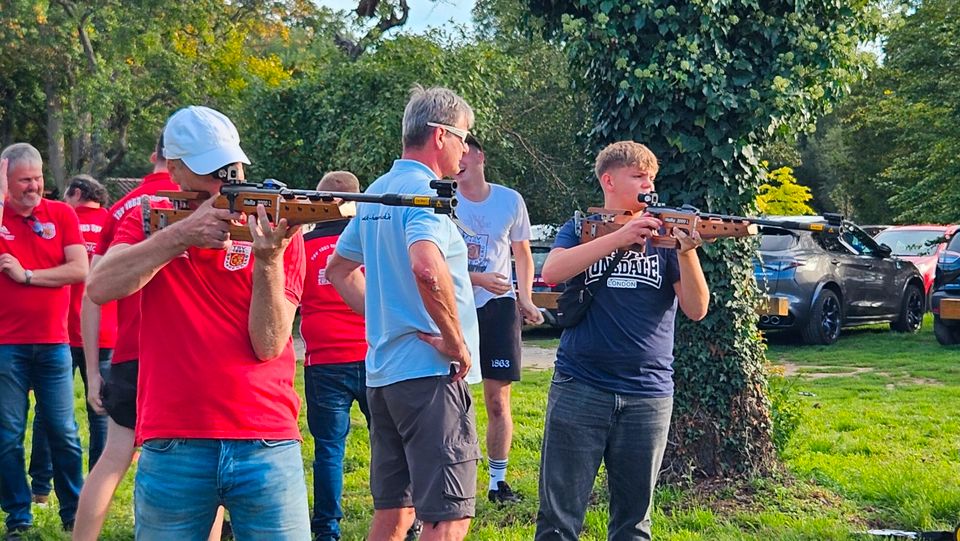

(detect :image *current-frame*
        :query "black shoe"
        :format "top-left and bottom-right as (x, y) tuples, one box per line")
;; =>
(220, 519), (233, 540)
(5, 526), (30, 541)
(488, 481), (522, 504)
(404, 519), (423, 541)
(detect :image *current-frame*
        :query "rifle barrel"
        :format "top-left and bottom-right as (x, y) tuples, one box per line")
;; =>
(651, 208), (843, 235)
(220, 185), (456, 211)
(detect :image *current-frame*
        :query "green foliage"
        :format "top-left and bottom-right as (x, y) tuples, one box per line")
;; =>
(798, 0), (960, 224)
(17, 322), (960, 538)
(757, 163), (815, 216)
(244, 31), (595, 224)
(765, 371), (804, 454)
(525, 0), (879, 478)
(0, 1), (318, 184)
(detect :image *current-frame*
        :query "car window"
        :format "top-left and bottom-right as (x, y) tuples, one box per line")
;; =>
(531, 247), (550, 275)
(814, 232), (852, 255)
(759, 231), (798, 252)
(948, 233), (960, 252)
(841, 227), (877, 256)
(873, 229), (945, 256)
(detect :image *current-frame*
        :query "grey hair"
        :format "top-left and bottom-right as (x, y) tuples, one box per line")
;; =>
(0, 143), (43, 171)
(401, 85), (475, 150)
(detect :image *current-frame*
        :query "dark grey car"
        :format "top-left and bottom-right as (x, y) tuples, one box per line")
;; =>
(754, 217), (925, 345)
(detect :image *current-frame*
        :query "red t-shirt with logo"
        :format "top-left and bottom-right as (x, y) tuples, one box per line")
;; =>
(96, 172), (179, 364)
(114, 202), (306, 443)
(300, 220), (367, 366)
(68, 206), (118, 348)
(0, 199), (84, 344)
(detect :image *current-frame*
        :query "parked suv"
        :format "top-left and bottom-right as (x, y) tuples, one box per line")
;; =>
(755, 216), (925, 345)
(930, 233), (960, 344)
(873, 225), (957, 307)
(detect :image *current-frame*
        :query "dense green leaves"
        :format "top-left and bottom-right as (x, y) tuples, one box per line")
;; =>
(244, 31), (596, 224)
(0, 0), (323, 187)
(796, 0), (958, 225)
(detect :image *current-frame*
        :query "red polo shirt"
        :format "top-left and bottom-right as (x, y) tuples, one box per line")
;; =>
(96, 171), (179, 364)
(0, 199), (84, 344)
(300, 220), (367, 366)
(68, 206), (118, 348)
(113, 203), (306, 443)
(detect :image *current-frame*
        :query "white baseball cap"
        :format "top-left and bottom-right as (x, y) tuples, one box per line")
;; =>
(163, 106), (250, 175)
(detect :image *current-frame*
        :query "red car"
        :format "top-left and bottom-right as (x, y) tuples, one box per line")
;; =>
(873, 225), (959, 304)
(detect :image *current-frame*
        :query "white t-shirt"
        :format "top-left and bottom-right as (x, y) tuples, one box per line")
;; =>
(455, 183), (532, 308)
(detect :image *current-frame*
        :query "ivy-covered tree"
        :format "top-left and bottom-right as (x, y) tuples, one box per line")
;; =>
(526, 0), (878, 477)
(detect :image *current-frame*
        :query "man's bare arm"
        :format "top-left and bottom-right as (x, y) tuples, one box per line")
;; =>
(326, 253), (365, 315)
(81, 254), (107, 413)
(87, 197), (239, 305)
(409, 240), (472, 380)
(511, 239), (544, 325)
(672, 230), (710, 321)
(0, 244), (88, 287)
(248, 207), (299, 361)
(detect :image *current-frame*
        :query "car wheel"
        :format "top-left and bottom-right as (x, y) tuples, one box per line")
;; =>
(891, 284), (924, 333)
(801, 289), (841, 345)
(934, 315), (960, 345)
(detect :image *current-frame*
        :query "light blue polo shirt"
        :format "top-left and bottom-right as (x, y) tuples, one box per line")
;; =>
(335, 159), (481, 387)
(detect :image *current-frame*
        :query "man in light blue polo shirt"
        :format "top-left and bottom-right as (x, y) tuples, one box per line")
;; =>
(326, 85), (480, 541)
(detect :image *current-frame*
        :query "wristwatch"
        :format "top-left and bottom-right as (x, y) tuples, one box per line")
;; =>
(23, 270), (33, 285)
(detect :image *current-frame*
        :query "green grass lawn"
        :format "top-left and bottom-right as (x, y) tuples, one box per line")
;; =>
(12, 315), (960, 539)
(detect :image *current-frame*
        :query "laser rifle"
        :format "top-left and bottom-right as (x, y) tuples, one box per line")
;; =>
(146, 178), (458, 242)
(576, 192), (844, 249)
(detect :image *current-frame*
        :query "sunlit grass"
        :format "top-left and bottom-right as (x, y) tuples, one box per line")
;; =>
(10, 314), (960, 539)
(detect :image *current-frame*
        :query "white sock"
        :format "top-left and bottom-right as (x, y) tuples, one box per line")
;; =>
(489, 458), (508, 491)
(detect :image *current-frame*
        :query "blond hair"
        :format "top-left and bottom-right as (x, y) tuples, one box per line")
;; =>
(594, 141), (659, 180)
(317, 171), (360, 193)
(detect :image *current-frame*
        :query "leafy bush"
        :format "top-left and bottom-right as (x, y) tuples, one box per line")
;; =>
(767, 372), (804, 454)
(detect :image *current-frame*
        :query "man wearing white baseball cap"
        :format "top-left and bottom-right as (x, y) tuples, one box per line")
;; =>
(88, 105), (310, 539)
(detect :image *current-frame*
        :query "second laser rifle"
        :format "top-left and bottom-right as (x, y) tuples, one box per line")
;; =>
(146, 179), (458, 242)
(576, 193), (844, 249)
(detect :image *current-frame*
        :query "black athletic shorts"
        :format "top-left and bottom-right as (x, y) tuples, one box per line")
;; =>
(477, 297), (522, 381)
(102, 360), (138, 429)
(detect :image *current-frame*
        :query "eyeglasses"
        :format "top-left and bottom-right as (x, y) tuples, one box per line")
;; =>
(24, 215), (43, 237)
(426, 122), (469, 145)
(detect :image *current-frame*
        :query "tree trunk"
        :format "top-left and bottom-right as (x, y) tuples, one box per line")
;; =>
(43, 74), (67, 193)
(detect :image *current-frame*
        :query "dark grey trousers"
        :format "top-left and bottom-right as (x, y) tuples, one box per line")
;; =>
(535, 372), (673, 541)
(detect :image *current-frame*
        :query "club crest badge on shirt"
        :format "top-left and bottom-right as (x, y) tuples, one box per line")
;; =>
(39, 222), (56, 240)
(224, 242), (252, 271)
(464, 233), (489, 272)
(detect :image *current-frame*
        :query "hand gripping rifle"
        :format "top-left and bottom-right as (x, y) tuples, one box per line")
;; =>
(576, 192), (844, 249)
(145, 178), (458, 242)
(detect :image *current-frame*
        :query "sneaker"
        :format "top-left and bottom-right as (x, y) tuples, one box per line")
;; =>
(31, 493), (49, 507)
(5, 526), (30, 541)
(404, 519), (423, 541)
(220, 519), (233, 540)
(488, 480), (522, 504)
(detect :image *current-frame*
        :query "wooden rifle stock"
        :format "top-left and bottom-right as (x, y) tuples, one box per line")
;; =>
(147, 179), (458, 243)
(578, 193), (844, 248)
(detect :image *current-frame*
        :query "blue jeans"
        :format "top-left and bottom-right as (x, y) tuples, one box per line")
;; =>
(535, 371), (673, 541)
(30, 347), (112, 495)
(304, 362), (369, 541)
(0, 344), (84, 530)
(135, 438), (310, 540)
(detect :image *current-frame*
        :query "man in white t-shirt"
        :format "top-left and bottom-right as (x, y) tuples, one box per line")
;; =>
(454, 134), (543, 504)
